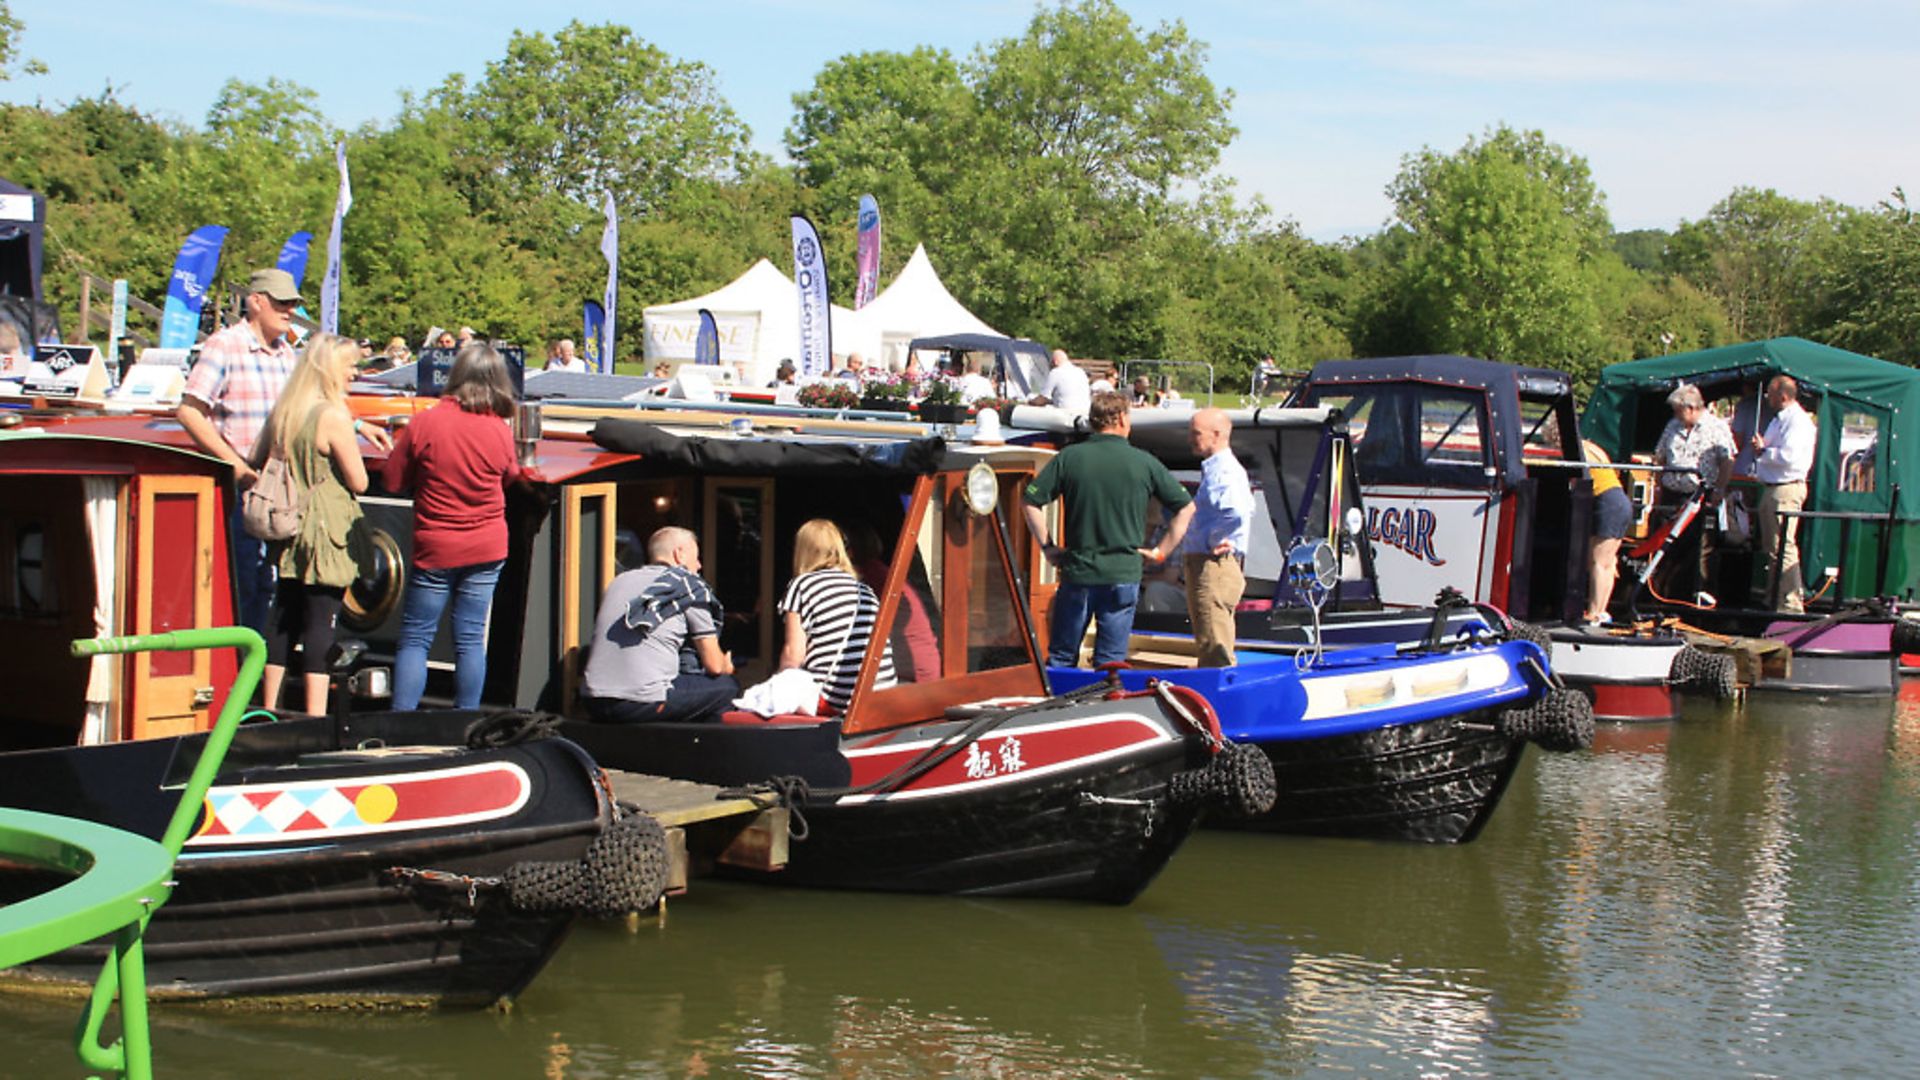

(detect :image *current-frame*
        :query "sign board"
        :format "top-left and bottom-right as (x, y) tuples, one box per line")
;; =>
(111, 362), (187, 407)
(1359, 485), (1498, 607)
(20, 344), (110, 402)
(416, 345), (525, 399)
(0, 193), (34, 222)
(109, 279), (129, 348)
(137, 347), (200, 373)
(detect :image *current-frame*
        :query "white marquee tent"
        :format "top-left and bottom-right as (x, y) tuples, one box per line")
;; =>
(842, 244), (1000, 372)
(642, 259), (874, 385)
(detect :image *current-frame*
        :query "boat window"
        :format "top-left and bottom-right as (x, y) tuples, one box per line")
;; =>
(963, 508), (1029, 673)
(706, 480), (775, 681)
(1839, 410), (1879, 494)
(15, 524), (48, 614)
(1321, 384), (1489, 488)
(882, 504), (944, 684)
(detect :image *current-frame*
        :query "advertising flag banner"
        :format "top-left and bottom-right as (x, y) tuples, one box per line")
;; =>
(695, 308), (720, 366)
(854, 194), (881, 310)
(582, 300), (605, 368)
(276, 231), (314, 288)
(320, 143), (352, 333)
(790, 214), (831, 378)
(158, 225), (229, 348)
(599, 191), (619, 373)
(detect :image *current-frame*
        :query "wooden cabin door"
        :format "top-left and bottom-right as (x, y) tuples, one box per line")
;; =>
(558, 483), (618, 716)
(129, 475), (216, 739)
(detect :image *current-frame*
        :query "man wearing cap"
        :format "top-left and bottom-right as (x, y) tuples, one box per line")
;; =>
(178, 268), (391, 630)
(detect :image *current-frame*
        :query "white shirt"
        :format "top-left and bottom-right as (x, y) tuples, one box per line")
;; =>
(1753, 400), (1815, 485)
(1043, 362), (1091, 415)
(545, 357), (587, 373)
(957, 372), (995, 404)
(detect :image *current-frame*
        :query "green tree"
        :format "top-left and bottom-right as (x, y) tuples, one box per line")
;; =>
(1611, 228), (1669, 272)
(1385, 125), (1612, 376)
(453, 21), (755, 217)
(1808, 190), (1920, 364)
(1666, 187), (1846, 340)
(1, 0), (44, 80)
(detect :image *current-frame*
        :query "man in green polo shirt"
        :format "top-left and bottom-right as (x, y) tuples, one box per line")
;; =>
(1023, 391), (1196, 666)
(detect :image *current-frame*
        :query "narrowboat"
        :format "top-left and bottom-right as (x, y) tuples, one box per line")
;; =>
(1023, 404), (1586, 843)
(1298, 356), (1737, 721)
(0, 427), (661, 1006)
(1584, 338), (1920, 695)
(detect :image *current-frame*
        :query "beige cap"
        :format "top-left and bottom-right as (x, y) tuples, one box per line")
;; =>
(246, 268), (304, 304)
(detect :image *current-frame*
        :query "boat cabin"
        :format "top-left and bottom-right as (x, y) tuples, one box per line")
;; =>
(1583, 337), (1920, 606)
(1301, 355), (1590, 625)
(0, 427), (241, 748)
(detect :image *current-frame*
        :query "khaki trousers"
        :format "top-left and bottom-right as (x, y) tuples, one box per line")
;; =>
(1184, 552), (1245, 668)
(1758, 480), (1807, 612)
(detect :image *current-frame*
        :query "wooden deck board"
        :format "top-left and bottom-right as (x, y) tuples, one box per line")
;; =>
(603, 770), (769, 828)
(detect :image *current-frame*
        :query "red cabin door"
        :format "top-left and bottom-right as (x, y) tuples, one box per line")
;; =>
(129, 475), (216, 739)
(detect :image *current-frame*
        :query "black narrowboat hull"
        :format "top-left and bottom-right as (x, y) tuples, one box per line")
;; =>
(1217, 710), (1525, 844)
(562, 695), (1217, 904)
(0, 711), (614, 1006)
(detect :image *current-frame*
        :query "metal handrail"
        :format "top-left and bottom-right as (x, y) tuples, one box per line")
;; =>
(0, 626), (265, 1079)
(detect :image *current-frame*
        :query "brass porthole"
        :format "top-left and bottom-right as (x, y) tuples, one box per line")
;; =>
(342, 526), (405, 631)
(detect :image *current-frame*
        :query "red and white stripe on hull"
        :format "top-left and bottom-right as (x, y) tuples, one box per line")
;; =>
(838, 711), (1176, 804)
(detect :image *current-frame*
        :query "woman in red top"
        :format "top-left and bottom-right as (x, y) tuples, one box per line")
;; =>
(382, 343), (521, 709)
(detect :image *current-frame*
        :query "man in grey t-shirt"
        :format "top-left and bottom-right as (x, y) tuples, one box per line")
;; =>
(582, 526), (739, 723)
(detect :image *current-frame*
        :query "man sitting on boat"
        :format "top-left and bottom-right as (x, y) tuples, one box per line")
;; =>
(581, 526), (740, 723)
(1023, 391), (1195, 667)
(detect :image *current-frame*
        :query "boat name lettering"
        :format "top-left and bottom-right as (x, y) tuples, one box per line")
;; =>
(964, 737), (1026, 780)
(1365, 506), (1447, 567)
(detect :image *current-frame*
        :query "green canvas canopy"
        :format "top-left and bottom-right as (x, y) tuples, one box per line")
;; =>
(1584, 337), (1920, 601)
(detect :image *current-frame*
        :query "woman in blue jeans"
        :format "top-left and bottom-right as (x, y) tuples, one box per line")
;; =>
(381, 344), (522, 709)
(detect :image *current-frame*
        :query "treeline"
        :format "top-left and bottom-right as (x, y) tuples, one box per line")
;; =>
(2, 0), (1916, 389)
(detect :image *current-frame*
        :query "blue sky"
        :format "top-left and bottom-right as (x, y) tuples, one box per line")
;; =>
(5, 0), (1915, 240)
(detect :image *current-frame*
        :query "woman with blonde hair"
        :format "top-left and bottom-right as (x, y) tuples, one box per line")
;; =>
(256, 332), (369, 713)
(382, 342), (523, 710)
(778, 519), (895, 714)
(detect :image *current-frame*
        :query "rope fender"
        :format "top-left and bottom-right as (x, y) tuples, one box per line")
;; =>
(500, 810), (670, 917)
(1496, 686), (1595, 753)
(1168, 743), (1278, 818)
(1669, 645), (1739, 700)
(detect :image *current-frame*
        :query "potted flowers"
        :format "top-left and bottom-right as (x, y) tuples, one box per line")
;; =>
(976, 396), (1022, 426)
(859, 374), (914, 413)
(916, 378), (969, 425)
(797, 381), (859, 410)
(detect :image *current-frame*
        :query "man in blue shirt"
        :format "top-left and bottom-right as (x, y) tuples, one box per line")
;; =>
(1182, 408), (1254, 666)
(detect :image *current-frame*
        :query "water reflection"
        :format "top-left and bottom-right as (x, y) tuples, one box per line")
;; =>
(12, 695), (1920, 1077)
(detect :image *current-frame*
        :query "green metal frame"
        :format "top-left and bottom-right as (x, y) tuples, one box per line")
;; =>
(0, 626), (265, 1080)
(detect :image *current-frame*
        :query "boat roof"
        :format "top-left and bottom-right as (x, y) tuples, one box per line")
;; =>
(1585, 336), (1920, 520)
(1305, 355), (1573, 399)
(0, 424), (231, 477)
(590, 417), (1051, 477)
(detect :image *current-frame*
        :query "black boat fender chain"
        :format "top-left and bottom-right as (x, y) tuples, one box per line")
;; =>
(1148, 680), (1278, 818)
(387, 809), (672, 917)
(1892, 613), (1920, 655)
(1669, 645), (1739, 700)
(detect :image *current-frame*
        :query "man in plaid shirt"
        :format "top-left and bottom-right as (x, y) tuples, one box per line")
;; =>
(177, 268), (391, 631)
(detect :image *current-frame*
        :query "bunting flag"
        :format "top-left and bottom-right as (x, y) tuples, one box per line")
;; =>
(854, 194), (882, 310)
(598, 191), (619, 373)
(157, 225), (229, 348)
(695, 308), (720, 365)
(582, 301), (605, 368)
(276, 231), (313, 288)
(320, 142), (351, 333)
(790, 214), (831, 379)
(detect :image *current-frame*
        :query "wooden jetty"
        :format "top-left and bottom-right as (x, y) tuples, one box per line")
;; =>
(602, 771), (788, 897)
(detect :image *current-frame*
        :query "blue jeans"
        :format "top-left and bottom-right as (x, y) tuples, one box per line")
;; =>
(1048, 581), (1140, 667)
(393, 560), (504, 710)
(228, 499), (274, 634)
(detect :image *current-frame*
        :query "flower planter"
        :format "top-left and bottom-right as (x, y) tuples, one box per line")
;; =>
(917, 403), (969, 425)
(861, 393), (910, 413)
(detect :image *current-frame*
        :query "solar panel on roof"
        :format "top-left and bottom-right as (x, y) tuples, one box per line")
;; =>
(522, 370), (665, 400)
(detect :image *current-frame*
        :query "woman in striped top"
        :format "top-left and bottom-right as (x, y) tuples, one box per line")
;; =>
(779, 519), (896, 713)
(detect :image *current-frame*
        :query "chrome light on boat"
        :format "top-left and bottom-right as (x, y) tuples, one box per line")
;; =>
(1286, 539), (1339, 594)
(963, 461), (999, 516)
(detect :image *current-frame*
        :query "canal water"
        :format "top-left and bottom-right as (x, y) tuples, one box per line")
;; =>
(13, 693), (1920, 1077)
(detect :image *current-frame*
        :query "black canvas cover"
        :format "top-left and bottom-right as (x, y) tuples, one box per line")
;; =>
(593, 418), (946, 477)
(0, 177), (47, 301)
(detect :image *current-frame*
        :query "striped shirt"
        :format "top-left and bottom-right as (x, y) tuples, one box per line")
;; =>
(780, 569), (895, 713)
(182, 320), (297, 459)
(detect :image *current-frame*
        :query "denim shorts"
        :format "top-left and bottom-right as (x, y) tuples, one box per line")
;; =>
(1593, 487), (1632, 540)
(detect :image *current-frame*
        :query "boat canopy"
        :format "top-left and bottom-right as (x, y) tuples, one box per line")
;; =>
(592, 419), (948, 477)
(1304, 356), (1573, 487)
(1583, 337), (1920, 524)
